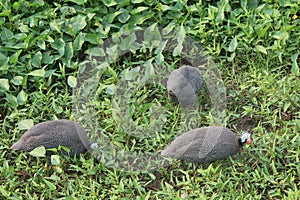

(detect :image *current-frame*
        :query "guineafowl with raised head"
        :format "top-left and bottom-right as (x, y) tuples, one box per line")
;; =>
(11, 119), (91, 156)
(161, 126), (252, 163)
(167, 65), (203, 107)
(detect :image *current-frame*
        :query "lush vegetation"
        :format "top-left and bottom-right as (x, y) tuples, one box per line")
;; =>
(0, 0), (299, 199)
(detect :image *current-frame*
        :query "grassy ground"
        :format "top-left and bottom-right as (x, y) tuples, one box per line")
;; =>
(0, 0), (299, 199)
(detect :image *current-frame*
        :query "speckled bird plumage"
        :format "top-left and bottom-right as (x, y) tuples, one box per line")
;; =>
(161, 126), (252, 163)
(167, 65), (203, 107)
(11, 119), (90, 156)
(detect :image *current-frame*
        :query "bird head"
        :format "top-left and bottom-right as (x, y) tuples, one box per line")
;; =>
(238, 129), (252, 147)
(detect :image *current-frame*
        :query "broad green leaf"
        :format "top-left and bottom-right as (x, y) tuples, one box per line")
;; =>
(130, 6), (148, 14)
(145, 61), (154, 78)
(116, 0), (130, 9)
(0, 9), (10, 18)
(241, 0), (247, 11)
(17, 90), (28, 105)
(130, 13), (153, 25)
(87, 13), (96, 20)
(28, 69), (46, 77)
(18, 119), (34, 130)
(65, 0), (87, 5)
(255, 4), (265, 12)
(29, 0), (44, 6)
(0, 53), (9, 66)
(85, 33), (100, 44)
(0, 186), (10, 197)
(69, 15), (87, 35)
(215, 3), (225, 23)
(89, 47), (105, 57)
(67, 76), (77, 88)
(162, 22), (175, 35)
(103, 0), (117, 7)
(106, 84), (115, 95)
(30, 146), (46, 157)
(10, 32), (26, 39)
(105, 45), (118, 56)
(155, 52), (164, 64)
(139, 58), (155, 85)
(173, 26), (185, 56)
(60, 6), (76, 16)
(50, 174), (61, 181)
(118, 8), (130, 23)
(188, 5), (198, 12)
(160, 4), (170, 11)
(64, 42), (73, 61)
(55, 167), (63, 174)
(0, 27), (13, 41)
(0, 79), (9, 92)
(44, 179), (56, 190)
(18, 23), (29, 33)
(272, 31), (289, 42)
(51, 155), (61, 165)
(103, 12), (120, 23)
(42, 51), (56, 64)
(46, 35), (55, 43)
(12, 76), (23, 86)
(6, 94), (17, 108)
(255, 45), (267, 55)
(11, 43), (28, 49)
(50, 21), (62, 33)
(173, 44), (183, 57)
(9, 50), (22, 64)
(120, 32), (136, 51)
(45, 69), (56, 78)
(177, 25), (186, 44)
(0, 64), (9, 72)
(32, 51), (42, 68)
(74, 32), (86, 50)
(37, 40), (46, 50)
(154, 40), (167, 55)
(52, 38), (65, 56)
(125, 66), (140, 80)
(228, 37), (238, 52)
(291, 52), (299, 63)
(131, 0), (143, 3)
(155, 40), (167, 64)
(144, 23), (161, 44)
(25, 33), (34, 45)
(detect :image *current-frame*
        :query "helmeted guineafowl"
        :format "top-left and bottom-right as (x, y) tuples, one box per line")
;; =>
(167, 65), (203, 107)
(11, 119), (90, 156)
(161, 126), (252, 163)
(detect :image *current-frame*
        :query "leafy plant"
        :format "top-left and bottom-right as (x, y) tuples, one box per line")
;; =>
(0, 0), (299, 199)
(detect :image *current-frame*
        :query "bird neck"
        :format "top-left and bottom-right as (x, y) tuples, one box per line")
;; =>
(238, 138), (245, 148)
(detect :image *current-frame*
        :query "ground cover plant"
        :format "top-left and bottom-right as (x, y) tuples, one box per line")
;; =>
(0, 0), (299, 199)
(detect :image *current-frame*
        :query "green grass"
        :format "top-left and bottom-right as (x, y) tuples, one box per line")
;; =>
(1, 0), (299, 199)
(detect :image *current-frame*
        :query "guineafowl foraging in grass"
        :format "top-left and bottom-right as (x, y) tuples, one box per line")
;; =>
(161, 126), (252, 164)
(167, 65), (203, 107)
(11, 119), (91, 156)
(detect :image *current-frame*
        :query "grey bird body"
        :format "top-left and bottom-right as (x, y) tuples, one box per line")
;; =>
(11, 119), (90, 156)
(167, 65), (203, 107)
(161, 126), (252, 163)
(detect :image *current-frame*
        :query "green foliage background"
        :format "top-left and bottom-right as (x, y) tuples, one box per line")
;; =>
(0, 0), (299, 199)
